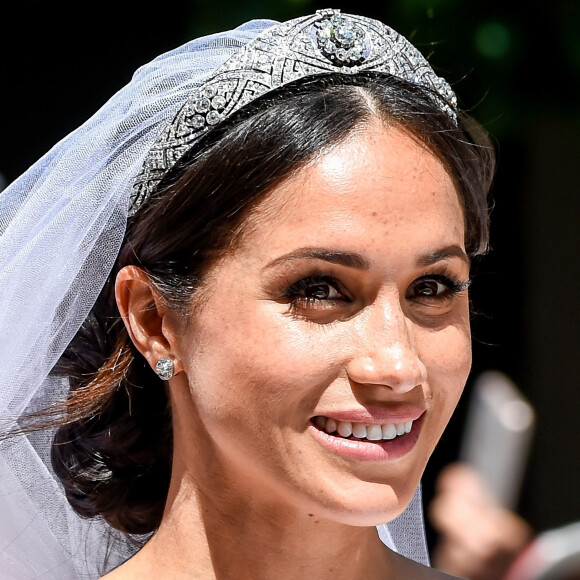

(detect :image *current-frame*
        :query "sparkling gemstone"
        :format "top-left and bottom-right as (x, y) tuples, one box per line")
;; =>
(211, 95), (226, 110)
(189, 115), (205, 130)
(206, 110), (221, 125)
(194, 98), (211, 113)
(348, 48), (361, 61)
(202, 85), (217, 99)
(336, 48), (348, 61)
(155, 359), (173, 380)
(324, 40), (336, 54)
(318, 22), (333, 41)
(335, 23), (355, 45)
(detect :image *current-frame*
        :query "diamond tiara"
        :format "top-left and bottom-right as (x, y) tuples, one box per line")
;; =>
(132, 9), (457, 211)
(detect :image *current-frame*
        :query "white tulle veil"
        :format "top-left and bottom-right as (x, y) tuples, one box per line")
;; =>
(0, 14), (434, 579)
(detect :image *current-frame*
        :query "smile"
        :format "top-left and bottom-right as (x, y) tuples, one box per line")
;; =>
(313, 416), (414, 442)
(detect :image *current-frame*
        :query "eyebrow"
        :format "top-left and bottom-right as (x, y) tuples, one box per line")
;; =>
(416, 246), (470, 267)
(264, 248), (370, 270)
(264, 244), (469, 271)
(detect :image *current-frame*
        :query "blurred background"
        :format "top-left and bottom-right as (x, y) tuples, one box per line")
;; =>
(3, 0), (580, 561)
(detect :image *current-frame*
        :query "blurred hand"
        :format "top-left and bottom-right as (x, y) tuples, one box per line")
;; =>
(428, 462), (534, 580)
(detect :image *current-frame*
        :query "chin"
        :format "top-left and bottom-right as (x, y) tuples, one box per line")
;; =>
(301, 475), (421, 527)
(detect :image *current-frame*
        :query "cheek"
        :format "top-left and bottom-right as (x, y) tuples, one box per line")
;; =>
(180, 302), (344, 425)
(421, 319), (472, 418)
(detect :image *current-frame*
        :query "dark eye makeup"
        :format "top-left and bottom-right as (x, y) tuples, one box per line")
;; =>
(407, 273), (470, 302)
(283, 275), (349, 307)
(281, 268), (469, 320)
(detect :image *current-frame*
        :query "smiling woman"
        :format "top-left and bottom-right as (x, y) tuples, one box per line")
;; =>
(0, 9), (494, 579)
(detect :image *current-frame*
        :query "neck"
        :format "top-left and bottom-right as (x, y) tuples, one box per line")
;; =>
(135, 463), (395, 579)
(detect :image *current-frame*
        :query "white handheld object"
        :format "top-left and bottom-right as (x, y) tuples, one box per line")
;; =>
(459, 370), (536, 509)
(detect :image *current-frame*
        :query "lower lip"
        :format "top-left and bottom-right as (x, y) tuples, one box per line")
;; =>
(309, 414), (425, 462)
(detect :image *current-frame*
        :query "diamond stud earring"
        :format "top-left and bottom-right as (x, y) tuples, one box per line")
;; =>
(155, 358), (174, 380)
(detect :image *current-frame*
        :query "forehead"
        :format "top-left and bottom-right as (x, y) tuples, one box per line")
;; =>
(239, 123), (464, 260)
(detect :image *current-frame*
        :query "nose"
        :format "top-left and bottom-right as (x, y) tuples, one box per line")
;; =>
(345, 299), (427, 393)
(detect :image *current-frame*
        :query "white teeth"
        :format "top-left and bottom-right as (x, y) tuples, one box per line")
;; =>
(316, 417), (415, 441)
(366, 424), (383, 441)
(337, 421), (353, 438)
(381, 423), (397, 440)
(326, 418), (338, 434)
(352, 423), (367, 439)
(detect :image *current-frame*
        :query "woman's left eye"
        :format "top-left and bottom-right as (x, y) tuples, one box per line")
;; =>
(408, 275), (469, 301)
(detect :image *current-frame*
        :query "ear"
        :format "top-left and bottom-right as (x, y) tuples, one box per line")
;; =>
(115, 265), (184, 376)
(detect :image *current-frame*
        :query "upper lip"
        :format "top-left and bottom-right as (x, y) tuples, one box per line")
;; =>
(312, 406), (425, 424)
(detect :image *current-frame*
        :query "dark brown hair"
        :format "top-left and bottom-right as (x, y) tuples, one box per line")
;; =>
(50, 73), (495, 535)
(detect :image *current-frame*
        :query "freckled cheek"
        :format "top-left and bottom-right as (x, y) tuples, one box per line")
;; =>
(185, 308), (345, 419)
(421, 324), (472, 415)
(235, 316), (346, 397)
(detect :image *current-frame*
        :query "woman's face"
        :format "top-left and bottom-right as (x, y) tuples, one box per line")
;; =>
(170, 121), (471, 525)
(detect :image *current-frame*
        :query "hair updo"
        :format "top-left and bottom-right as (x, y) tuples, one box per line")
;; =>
(51, 73), (495, 535)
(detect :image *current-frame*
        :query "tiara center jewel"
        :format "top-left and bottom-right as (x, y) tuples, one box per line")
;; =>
(315, 14), (367, 66)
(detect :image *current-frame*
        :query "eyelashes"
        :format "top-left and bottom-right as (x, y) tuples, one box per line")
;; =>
(282, 270), (469, 319)
(407, 273), (470, 301)
(283, 275), (350, 307)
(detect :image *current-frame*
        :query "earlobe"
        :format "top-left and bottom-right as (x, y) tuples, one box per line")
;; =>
(115, 265), (183, 376)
